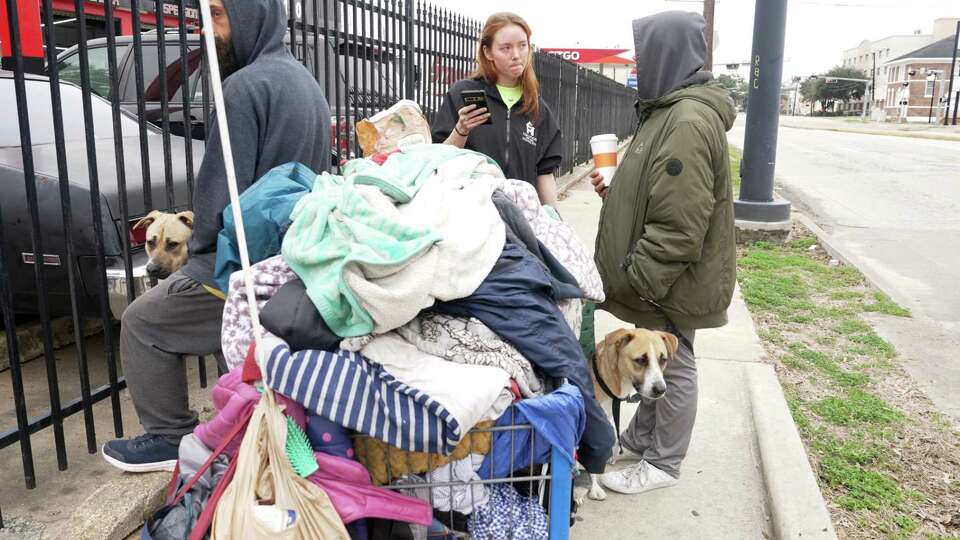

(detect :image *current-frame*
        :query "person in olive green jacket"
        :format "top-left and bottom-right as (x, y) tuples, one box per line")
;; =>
(587, 10), (737, 495)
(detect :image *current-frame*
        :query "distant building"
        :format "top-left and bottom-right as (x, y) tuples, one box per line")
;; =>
(841, 33), (937, 120)
(883, 34), (960, 123)
(539, 48), (634, 86)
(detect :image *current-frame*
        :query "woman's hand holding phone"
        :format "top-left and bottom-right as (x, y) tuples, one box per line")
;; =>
(455, 104), (491, 137)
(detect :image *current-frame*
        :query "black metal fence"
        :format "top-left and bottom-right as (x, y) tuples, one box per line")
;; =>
(1, 0), (636, 527)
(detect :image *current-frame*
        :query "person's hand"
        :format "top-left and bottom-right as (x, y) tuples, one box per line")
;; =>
(589, 170), (608, 199)
(455, 104), (491, 137)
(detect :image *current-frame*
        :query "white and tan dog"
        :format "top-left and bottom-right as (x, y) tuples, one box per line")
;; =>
(132, 210), (194, 280)
(583, 328), (679, 502)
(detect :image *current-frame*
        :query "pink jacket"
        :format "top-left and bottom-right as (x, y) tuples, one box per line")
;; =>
(194, 369), (431, 526)
(309, 451), (432, 526)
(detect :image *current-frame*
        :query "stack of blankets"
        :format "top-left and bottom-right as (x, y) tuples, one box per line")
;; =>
(207, 142), (613, 538)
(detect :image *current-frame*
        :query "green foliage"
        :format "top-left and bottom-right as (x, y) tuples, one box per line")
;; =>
(717, 73), (748, 108)
(812, 390), (903, 426)
(801, 66), (869, 112)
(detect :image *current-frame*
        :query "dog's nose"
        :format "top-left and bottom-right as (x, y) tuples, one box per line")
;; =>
(652, 381), (667, 396)
(146, 261), (162, 278)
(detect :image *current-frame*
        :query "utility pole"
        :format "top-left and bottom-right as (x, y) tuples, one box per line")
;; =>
(792, 77), (801, 116)
(944, 20), (958, 126)
(870, 51), (876, 120)
(703, 0), (715, 71)
(737, 0), (791, 224)
(927, 71), (939, 124)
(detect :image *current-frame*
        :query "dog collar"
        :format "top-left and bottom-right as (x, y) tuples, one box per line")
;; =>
(591, 352), (644, 404)
(591, 352), (620, 401)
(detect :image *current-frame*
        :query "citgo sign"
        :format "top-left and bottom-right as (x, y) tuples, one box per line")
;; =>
(552, 50), (582, 61)
(540, 48), (634, 66)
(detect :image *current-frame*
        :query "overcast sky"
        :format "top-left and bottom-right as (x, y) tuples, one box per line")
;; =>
(428, 0), (958, 82)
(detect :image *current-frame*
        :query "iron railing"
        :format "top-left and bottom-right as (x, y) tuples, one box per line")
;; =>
(0, 0), (637, 527)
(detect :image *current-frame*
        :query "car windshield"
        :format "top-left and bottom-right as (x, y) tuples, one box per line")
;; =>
(0, 78), (147, 148)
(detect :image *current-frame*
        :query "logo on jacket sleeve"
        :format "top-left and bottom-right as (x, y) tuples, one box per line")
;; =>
(666, 159), (684, 176)
(522, 122), (537, 146)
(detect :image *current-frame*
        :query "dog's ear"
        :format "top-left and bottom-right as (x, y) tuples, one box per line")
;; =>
(611, 329), (634, 352)
(176, 211), (194, 230)
(597, 330), (631, 397)
(132, 210), (162, 231)
(656, 331), (680, 357)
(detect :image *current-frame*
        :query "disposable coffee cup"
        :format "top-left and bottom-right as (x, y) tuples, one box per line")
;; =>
(590, 134), (619, 187)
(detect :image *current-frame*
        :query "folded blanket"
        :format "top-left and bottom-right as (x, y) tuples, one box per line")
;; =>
(283, 149), (506, 336)
(496, 179), (605, 302)
(213, 162), (315, 294)
(358, 333), (510, 439)
(261, 335), (506, 455)
(282, 173), (441, 337)
(396, 313), (542, 398)
(342, 143), (500, 203)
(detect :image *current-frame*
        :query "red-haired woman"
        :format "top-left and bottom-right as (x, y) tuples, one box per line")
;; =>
(432, 12), (562, 207)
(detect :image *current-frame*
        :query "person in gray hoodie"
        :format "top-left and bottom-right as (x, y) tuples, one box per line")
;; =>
(587, 11), (736, 495)
(102, 0), (331, 472)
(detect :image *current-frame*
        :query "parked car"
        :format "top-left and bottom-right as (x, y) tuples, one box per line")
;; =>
(55, 30), (401, 164)
(0, 70), (202, 319)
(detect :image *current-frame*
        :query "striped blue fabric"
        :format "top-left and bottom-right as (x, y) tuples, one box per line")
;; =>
(263, 339), (464, 455)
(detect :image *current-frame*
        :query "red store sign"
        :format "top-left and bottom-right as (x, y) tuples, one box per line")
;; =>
(540, 48), (634, 65)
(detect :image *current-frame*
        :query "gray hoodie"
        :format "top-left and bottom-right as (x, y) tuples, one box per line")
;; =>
(182, 0), (330, 290)
(632, 11), (712, 101)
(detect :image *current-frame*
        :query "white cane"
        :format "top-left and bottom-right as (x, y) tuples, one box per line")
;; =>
(198, 0), (266, 371)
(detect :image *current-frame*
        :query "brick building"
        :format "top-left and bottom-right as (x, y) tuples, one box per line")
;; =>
(884, 35), (960, 123)
(842, 34), (935, 120)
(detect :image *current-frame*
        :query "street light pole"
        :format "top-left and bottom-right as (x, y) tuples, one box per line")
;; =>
(870, 51), (876, 120)
(793, 81), (800, 115)
(736, 0), (791, 224)
(927, 72), (938, 124)
(944, 20), (959, 126)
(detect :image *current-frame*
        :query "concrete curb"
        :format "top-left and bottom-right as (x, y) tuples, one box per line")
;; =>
(54, 154), (837, 540)
(790, 211), (909, 313)
(780, 123), (960, 142)
(746, 362), (837, 539)
(0, 317), (102, 371)
(55, 470), (169, 540)
(791, 212), (854, 267)
(558, 137), (633, 194)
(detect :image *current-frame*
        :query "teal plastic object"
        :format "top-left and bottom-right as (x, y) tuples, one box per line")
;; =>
(285, 416), (319, 478)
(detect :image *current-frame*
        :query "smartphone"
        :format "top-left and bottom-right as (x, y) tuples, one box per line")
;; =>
(461, 89), (493, 125)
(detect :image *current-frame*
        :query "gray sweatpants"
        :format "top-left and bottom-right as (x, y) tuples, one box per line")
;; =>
(120, 271), (224, 441)
(619, 329), (697, 478)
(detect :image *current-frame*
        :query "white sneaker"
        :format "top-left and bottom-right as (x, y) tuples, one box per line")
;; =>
(600, 460), (678, 495)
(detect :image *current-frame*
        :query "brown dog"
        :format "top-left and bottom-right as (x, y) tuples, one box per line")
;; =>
(584, 328), (679, 502)
(132, 210), (194, 280)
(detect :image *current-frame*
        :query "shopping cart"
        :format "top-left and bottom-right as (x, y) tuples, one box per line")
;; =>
(352, 377), (575, 539)
(195, 0), (574, 536)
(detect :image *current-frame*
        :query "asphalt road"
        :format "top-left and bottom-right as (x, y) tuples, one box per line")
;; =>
(728, 116), (960, 420)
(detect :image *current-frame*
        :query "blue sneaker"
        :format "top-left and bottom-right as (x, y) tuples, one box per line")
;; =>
(101, 433), (179, 473)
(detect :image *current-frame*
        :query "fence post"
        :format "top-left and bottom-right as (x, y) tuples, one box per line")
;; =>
(404, 0), (415, 99)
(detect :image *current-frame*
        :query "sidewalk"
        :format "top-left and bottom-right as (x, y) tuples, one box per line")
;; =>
(0, 161), (836, 540)
(0, 345), (217, 540)
(779, 115), (960, 141)
(558, 177), (836, 540)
